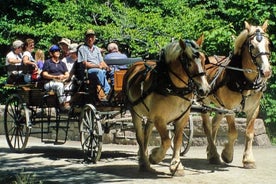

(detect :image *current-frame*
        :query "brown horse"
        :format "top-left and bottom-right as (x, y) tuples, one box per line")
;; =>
(123, 36), (210, 176)
(202, 20), (272, 169)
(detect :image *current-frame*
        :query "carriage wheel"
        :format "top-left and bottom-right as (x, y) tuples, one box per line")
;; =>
(80, 104), (103, 163)
(170, 115), (194, 156)
(4, 94), (30, 152)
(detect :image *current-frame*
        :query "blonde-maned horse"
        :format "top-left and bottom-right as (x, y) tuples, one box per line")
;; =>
(202, 20), (272, 169)
(123, 36), (210, 176)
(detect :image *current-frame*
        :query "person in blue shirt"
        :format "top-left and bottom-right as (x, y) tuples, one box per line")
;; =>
(42, 45), (70, 111)
(78, 29), (111, 101)
(104, 42), (128, 85)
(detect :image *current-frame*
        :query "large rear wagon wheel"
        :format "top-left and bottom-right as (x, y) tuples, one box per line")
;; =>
(80, 104), (103, 163)
(170, 115), (194, 156)
(4, 94), (30, 152)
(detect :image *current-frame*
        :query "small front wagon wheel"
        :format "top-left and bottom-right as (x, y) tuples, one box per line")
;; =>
(4, 94), (30, 152)
(80, 104), (103, 163)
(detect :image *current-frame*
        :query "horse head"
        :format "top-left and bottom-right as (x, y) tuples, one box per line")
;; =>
(235, 20), (272, 79)
(164, 35), (210, 98)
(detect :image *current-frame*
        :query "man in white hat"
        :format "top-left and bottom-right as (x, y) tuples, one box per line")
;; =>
(58, 38), (71, 59)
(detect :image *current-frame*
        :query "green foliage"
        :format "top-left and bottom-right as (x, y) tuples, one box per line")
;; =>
(0, 0), (275, 134)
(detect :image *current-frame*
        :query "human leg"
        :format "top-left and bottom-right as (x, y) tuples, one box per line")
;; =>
(44, 81), (65, 104)
(87, 68), (111, 94)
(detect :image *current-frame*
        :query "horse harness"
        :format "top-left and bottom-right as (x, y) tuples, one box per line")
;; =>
(207, 30), (269, 111)
(128, 42), (204, 120)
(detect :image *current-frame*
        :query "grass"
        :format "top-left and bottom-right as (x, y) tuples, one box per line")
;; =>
(0, 169), (43, 184)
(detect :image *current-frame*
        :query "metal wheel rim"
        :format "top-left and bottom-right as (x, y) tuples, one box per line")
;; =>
(80, 104), (102, 163)
(4, 94), (29, 152)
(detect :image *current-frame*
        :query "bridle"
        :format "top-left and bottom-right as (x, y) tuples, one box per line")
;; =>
(247, 29), (271, 69)
(168, 40), (206, 97)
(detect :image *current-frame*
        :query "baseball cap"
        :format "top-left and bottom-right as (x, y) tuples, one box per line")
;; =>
(85, 29), (95, 36)
(12, 40), (24, 49)
(49, 45), (61, 52)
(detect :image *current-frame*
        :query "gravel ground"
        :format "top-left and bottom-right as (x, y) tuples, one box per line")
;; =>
(0, 135), (275, 184)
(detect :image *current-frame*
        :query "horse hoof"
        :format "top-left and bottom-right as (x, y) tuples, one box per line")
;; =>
(243, 162), (256, 169)
(209, 157), (221, 165)
(171, 169), (185, 177)
(221, 153), (233, 164)
(149, 155), (159, 164)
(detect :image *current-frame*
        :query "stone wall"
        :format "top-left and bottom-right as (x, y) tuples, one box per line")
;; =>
(0, 104), (271, 147)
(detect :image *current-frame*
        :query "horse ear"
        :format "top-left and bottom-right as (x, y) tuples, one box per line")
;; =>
(179, 39), (186, 50)
(196, 34), (204, 47)
(244, 21), (251, 31)
(262, 20), (268, 32)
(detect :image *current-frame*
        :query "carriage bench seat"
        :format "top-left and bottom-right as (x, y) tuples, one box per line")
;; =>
(19, 85), (58, 107)
(114, 70), (127, 91)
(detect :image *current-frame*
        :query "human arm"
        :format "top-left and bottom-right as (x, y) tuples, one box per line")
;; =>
(7, 57), (21, 65)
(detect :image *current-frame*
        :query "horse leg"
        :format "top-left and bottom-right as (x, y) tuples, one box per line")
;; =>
(143, 120), (154, 158)
(169, 116), (188, 176)
(201, 112), (221, 164)
(242, 106), (259, 169)
(131, 112), (153, 172)
(221, 114), (238, 163)
(149, 117), (170, 165)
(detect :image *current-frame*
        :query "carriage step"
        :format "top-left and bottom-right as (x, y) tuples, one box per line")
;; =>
(29, 131), (51, 135)
(42, 140), (66, 145)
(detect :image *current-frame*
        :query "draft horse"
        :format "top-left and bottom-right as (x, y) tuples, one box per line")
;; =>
(123, 36), (210, 176)
(202, 20), (272, 169)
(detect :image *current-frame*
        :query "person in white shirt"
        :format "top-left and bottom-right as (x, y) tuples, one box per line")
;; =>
(5, 40), (24, 84)
(22, 38), (38, 83)
(62, 43), (78, 103)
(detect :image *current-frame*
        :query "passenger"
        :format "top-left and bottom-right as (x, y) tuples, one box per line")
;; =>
(105, 42), (128, 60)
(42, 45), (70, 111)
(33, 49), (45, 81)
(35, 49), (45, 70)
(62, 43), (78, 103)
(78, 29), (111, 101)
(58, 38), (71, 59)
(22, 38), (38, 83)
(5, 39), (24, 84)
(104, 42), (128, 85)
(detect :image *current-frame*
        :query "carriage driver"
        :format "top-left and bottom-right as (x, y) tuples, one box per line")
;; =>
(77, 29), (111, 101)
(42, 45), (70, 111)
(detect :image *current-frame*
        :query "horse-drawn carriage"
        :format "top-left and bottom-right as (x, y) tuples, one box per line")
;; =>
(3, 54), (195, 163)
(3, 20), (272, 176)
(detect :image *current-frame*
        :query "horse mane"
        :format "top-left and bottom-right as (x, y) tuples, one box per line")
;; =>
(234, 29), (249, 55)
(234, 24), (261, 55)
(162, 41), (193, 63)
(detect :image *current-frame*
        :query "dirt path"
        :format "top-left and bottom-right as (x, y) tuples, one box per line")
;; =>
(0, 135), (275, 184)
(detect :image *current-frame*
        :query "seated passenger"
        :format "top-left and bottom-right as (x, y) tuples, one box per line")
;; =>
(32, 49), (45, 81)
(104, 42), (128, 85)
(5, 40), (24, 84)
(22, 38), (38, 83)
(42, 45), (70, 111)
(77, 29), (110, 101)
(62, 43), (78, 103)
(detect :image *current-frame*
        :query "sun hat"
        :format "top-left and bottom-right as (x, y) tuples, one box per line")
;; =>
(68, 43), (79, 53)
(12, 40), (24, 49)
(85, 29), (95, 36)
(58, 38), (71, 46)
(49, 45), (61, 52)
